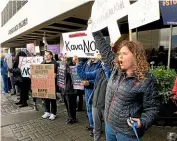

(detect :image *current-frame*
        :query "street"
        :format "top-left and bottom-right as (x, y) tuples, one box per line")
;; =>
(1, 94), (177, 141)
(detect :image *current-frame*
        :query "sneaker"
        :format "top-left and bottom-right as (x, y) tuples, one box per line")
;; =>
(49, 114), (56, 120)
(42, 112), (51, 119)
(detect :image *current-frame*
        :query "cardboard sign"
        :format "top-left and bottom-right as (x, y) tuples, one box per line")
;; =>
(19, 57), (43, 77)
(128, 0), (160, 29)
(70, 66), (84, 90)
(160, 1), (177, 25)
(31, 64), (56, 99)
(47, 44), (60, 54)
(62, 30), (99, 58)
(57, 66), (65, 89)
(89, 0), (130, 32)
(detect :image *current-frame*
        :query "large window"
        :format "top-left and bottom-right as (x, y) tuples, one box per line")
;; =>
(1, 0), (28, 27)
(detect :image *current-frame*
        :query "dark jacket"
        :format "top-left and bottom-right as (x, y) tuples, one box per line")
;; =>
(77, 62), (111, 109)
(41, 59), (59, 92)
(58, 61), (77, 95)
(93, 31), (160, 138)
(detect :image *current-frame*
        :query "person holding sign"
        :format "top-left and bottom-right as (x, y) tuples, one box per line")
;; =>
(74, 57), (102, 137)
(88, 19), (160, 140)
(41, 51), (58, 120)
(73, 55), (111, 141)
(9, 50), (31, 107)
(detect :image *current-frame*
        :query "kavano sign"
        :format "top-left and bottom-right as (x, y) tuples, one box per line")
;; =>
(31, 64), (56, 99)
(62, 31), (99, 58)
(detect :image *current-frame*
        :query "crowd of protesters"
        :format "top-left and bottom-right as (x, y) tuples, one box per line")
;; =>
(1, 21), (177, 141)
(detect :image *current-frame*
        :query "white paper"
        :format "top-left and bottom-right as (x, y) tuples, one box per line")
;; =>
(62, 30), (99, 58)
(108, 22), (121, 44)
(128, 0), (160, 29)
(89, 0), (130, 32)
(35, 46), (40, 53)
(19, 57), (43, 77)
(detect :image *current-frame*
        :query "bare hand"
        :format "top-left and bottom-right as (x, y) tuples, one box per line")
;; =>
(73, 56), (79, 65)
(81, 81), (89, 86)
(88, 17), (92, 25)
(127, 118), (141, 128)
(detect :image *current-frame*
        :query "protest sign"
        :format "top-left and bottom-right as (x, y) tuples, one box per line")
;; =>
(19, 57), (43, 77)
(108, 21), (121, 44)
(128, 0), (160, 29)
(31, 64), (56, 99)
(47, 44), (60, 54)
(27, 43), (35, 54)
(62, 30), (99, 58)
(160, 0), (177, 25)
(70, 66), (84, 90)
(89, 0), (130, 32)
(57, 66), (65, 89)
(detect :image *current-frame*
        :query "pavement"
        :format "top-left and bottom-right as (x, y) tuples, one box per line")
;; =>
(1, 93), (177, 141)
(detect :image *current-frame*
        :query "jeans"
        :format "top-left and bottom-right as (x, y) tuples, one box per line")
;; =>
(92, 107), (104, 141)
(85, 91), (94, 128)
(1, 74), (8, 93)
(105, 124), (141, 141)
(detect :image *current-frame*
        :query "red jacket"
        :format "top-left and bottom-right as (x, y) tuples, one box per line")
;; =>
(172, 77), (177, 96)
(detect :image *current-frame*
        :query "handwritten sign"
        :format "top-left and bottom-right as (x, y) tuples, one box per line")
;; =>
(31, 64), (56, 99)
(62, 30), (99, 58)
(70, 66), (84, 90)
(128, 0), (160, 29)
(160, 0), (177, 25)
(19, 57), (43, 77)
(47, 44), (60, 54)
(89, 0), (130, 32)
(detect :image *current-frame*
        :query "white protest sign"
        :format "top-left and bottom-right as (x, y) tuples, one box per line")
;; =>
(128, 0), (160, 30)
(19, 57), (43, 77)
(108, 21), (121, 44)
(89, 0), (130, 32)
(62, 30), (99, 58)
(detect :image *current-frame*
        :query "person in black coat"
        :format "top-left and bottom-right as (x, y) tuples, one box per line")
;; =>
(61, 57), (78, 124)
(9, 49), (31, 107)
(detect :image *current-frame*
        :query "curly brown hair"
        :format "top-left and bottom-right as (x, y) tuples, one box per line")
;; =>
(116, 40), (149, 81)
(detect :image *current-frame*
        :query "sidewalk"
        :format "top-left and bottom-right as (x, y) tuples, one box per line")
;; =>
(1, 94), (177, 141)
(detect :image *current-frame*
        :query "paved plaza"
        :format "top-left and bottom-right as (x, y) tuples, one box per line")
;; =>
(1, 94), (177, 141)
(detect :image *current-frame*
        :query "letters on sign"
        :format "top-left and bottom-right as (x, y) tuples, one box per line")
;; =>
(19, 57), (43, 77)
(62, 31), (99, 58)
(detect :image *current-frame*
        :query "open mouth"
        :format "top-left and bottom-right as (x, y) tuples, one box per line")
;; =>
(119, 61), (123, 65)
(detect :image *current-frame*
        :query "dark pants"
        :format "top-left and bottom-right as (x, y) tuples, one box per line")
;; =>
(18, 77), (31, 105)
(1, 74), (8, 93)
(77, 90), (84, 110)
(64, 95), (77, 119)
(44, 99), (57, 115)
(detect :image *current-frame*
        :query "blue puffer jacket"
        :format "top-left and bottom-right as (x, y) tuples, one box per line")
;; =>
(1, 57), (8, 75)
(77, 59), (102, 98)
(93, 31), (160, 138)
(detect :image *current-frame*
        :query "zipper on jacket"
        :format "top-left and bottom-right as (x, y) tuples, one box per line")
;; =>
(107, 77), (125, 122)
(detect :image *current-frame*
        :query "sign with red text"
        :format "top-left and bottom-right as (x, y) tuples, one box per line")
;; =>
(62, 30), (99, 58)
(19, 57), (43, 77)
(31, 64), (56, 99)
(70, 66), (84, 90)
